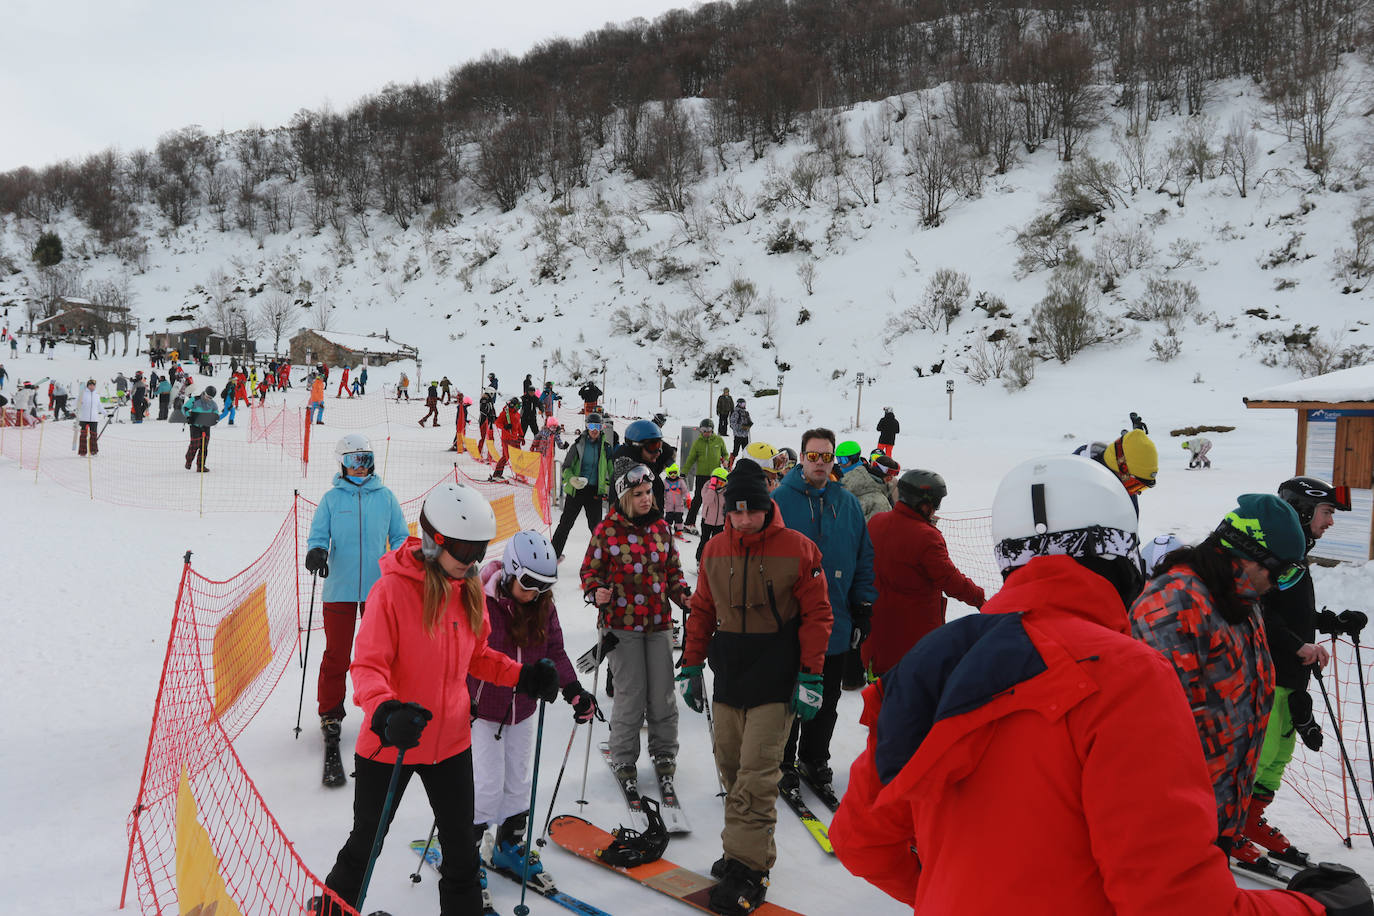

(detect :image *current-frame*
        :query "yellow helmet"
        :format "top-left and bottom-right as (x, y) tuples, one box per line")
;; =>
(745, 441), (789, 475)
(1103, 429), (1158, 494)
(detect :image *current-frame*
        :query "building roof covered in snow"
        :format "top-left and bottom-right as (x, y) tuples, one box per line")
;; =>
(1245, 364), (1374, 406)
(307, 329), (413, 353)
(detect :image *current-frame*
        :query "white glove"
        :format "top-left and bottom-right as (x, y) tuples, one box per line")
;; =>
(571, 476), (589, 490)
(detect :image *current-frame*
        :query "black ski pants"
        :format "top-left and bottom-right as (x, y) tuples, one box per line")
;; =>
(782, 651), (844, 769)
(684, 474), (710, 526)
(326, 750), (481, 916)
(158, 393), (170, 420)
(550, 486), (604, 557)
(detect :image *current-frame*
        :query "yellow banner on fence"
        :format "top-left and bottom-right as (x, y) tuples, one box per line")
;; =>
(175, 766), (245, 916)
(212, 584), (272, 719)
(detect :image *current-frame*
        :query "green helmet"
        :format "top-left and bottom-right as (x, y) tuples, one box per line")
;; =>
(897, 469), (947, 511)
(711, 467), (729, 481)
(835, 440), (863, 460)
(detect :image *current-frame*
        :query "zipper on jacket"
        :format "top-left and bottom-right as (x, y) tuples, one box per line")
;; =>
(356, 487), (364, 602)
(739, 545), (750, 634)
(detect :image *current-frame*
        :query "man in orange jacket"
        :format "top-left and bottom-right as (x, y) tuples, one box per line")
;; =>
(832, 455), (1361, 916)
(308, 373), (325, 424)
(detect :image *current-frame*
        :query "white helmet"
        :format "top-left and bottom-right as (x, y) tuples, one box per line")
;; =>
(335, 433), (374, 474)
(503, 529), (558, 593)
(418, 483), (497, 564)
(991, 455), (1139, 576)
(1142, 533), (1184, 576)
(335, 433), (372, 461)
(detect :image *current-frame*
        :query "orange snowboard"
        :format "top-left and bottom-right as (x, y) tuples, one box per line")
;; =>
(547, 814), (808, 915)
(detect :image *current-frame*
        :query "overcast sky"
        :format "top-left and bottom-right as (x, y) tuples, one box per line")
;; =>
(1, 0), (690, 172)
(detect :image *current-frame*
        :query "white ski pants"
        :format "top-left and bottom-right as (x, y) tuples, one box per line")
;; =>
(471, 717), (535, 827)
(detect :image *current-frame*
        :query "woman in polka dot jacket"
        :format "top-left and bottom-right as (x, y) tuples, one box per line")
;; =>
(580, 460), (692, 781)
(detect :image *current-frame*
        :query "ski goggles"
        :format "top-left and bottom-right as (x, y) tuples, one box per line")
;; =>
(1216, 522), (1305, 591)
(515, 570), (557, 594)
(432, 535), (489, 565)
(802, 450), (835, 463)
(585, 423), (602, 432)
(615, 464), (655, 498)
(341, 451), (375, 472)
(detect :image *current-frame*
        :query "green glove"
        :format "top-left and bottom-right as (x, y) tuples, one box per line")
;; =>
(791, 672), (824, 722)
(676, 665), (705, 713)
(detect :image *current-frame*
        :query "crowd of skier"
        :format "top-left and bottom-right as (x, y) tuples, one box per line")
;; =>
(284, 361), (1372, 916)
(6, 346), (1370, 914)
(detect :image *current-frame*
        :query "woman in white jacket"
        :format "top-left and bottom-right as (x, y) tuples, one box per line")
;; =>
(76, 379), (103, 456)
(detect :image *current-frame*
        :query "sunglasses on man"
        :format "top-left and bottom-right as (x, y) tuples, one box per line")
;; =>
(803, 450), (835, 463)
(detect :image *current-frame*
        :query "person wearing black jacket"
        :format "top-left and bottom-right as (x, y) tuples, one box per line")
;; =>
(577, 379), (602, 415)
(520, 389), (540, 445)
(612, 418), (677, 510)
(875, 407), (899, 456)
(1245, 476), (1350, 865)
(715, 387), (733, 444)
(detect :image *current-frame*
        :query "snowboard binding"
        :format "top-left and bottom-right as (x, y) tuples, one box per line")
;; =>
(597, 797), (669, 867)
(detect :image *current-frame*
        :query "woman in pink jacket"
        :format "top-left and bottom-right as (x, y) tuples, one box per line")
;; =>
(316, 483), (560, 916)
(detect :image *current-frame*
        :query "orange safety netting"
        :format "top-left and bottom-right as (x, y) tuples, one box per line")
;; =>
(1282, 634), (1374, 844)
(120, 501), (351, 916)
(0, 410), (553, 521)
(122, 475), (551, 916)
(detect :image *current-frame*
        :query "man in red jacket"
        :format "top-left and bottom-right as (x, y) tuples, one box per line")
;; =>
(864, 469), (984, 679)
(490, 397), (523, 480)
(831, 455), (1356, 916)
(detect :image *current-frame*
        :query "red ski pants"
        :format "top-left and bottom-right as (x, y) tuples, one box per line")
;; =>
(318, 601), (364, 720)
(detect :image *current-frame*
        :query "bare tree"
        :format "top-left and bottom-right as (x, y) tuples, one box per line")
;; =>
(1219, 113), (1259, 198)
(257, 293), (298, 354)
(904, 104), (963, 227)
(860, 113), (891, 204)
(90, 275), (136, 354)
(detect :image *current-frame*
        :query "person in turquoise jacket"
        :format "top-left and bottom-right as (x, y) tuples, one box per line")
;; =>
(303, 434), (410, 781)
(770, 426), (877, 795)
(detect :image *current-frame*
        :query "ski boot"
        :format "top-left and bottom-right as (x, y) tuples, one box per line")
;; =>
(1244, 788), (1312, 867)
(1231, 837), (1283, 880)
(321, 717), (346, 788)
(777, 762), (800, 794)
(708, 859), (769, 915)
(492, 814), (545, 878)
(652, 755), (677, 778)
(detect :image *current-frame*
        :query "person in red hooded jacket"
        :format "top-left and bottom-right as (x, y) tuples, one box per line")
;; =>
(831, 455), (1355, 916)
(490, 396), (523, 480)
(315, 484), (559, 916)
(863, 468), (985, 679)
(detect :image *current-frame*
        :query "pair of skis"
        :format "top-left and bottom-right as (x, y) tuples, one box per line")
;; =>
(409, 837), (612, 916)
(602, 742), (690, 835)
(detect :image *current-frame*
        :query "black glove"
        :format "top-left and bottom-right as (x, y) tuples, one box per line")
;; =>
(1287, 862), (1374, 916)
(305, 547), (330, 578)
(1337, 609), (1369, 639)
(850, 603), (873, 650)
(370, 699), (432, 750)
(562, 682), (600, 723)
(516, 659), (559, 702)
(1288, 689), (1323, 752)
(1316, 608), (1343, 636)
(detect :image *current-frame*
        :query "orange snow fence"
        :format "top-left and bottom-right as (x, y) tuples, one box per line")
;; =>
(121, 472), (551, 916)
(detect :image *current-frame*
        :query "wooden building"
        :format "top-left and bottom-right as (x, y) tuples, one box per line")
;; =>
(1245, 364), (1374, 562)
(288, 329), (413, 367)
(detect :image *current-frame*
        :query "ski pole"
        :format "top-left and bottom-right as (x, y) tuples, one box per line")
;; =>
(540, 722), (580, 842)
(577, 623), (606, 811)
(356, 747), (408, 914)
(293, 570), (319, 738)
(702, 687), (727, 801)
(1311, 665), (1374, 850)
(516, 695), (549, 916)
(409, 820), (437, 884)
(1338, 610), (1373, 794)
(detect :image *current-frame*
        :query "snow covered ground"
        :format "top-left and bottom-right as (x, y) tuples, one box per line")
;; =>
(1, 343), (1372, 916)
